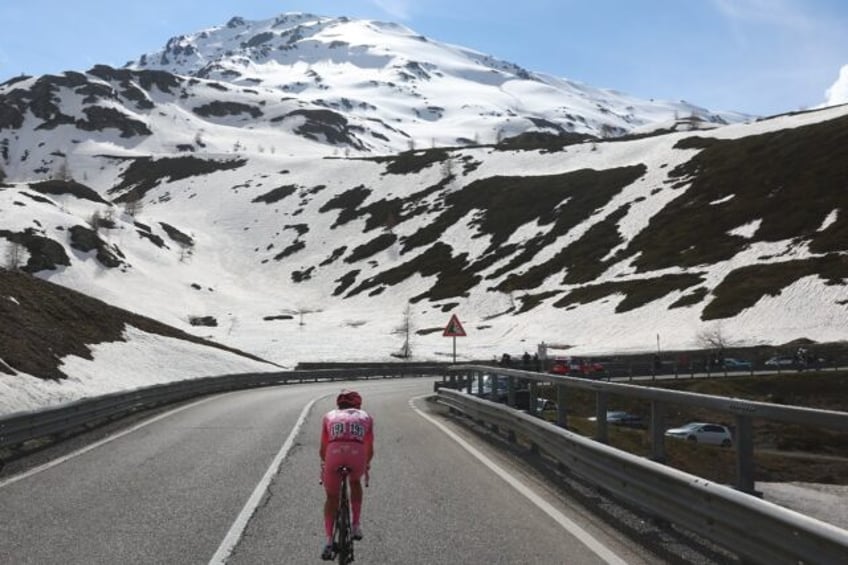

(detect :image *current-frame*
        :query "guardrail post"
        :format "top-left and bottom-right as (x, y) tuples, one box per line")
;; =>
(650, 400), (666, 462)
(556, 384), (568, 428)
(465, 371), (473, 394)
(594, 392), (608, 443)
(528, 381), (538, 416)
(734, 414), (756, 494)
(477, 371), (484, 397)
(507, 376), (516, 407)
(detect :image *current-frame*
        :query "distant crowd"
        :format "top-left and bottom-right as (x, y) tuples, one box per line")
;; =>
(496, 351), (543, 372)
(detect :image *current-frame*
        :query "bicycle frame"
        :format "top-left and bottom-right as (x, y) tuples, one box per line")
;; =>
(333, 465), (354, 564)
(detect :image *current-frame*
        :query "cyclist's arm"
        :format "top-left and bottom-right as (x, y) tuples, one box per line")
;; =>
(365, 418), (375, 464)
(319, 416), (329, 461)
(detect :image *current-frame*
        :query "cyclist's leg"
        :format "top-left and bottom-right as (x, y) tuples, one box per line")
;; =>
(320, 481), (339, 559)
(341, 449), (367, 533)
(321, 456), (343, 546)
(323, 493), (339, 541)
(349, 478), (364, 527)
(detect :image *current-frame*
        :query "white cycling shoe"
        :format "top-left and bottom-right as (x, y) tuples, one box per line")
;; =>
(321, 542), (334, 561)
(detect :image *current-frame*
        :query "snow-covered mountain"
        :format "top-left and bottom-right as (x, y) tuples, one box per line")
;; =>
(1, 12), (747, 181)
(128, 13), (749, 143)
(1, 12), (846, 388)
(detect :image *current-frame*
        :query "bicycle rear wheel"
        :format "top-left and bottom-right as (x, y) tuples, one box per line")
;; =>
(334, 476), (354, 564)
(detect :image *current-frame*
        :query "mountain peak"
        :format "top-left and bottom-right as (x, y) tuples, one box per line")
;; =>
(121, 11), (746, 147)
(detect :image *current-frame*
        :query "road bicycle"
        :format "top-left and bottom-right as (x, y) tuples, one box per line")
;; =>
(329, 465), (355, 564)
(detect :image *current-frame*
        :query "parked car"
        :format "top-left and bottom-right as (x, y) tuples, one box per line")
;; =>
(588, 410), (645, 428)
(765, 356), (795, 367)
(472, 374), (502, 397)
(722, 358), (753, 371)
(548, 356), (605, 378)
(665, 422), (733, 447)
(473, 375), (533, 408)
(534, 398), (558, 422)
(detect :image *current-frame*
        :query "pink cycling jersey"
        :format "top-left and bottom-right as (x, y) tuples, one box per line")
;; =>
(320, 408), (374, 495)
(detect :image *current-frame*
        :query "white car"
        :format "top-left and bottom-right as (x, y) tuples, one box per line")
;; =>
(664, 422), (733, 447)
(587, 410), (645, 428)
(765, 356), (795, 367)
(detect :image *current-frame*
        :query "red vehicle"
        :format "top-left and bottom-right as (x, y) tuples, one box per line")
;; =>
(548, 356), (605, 378)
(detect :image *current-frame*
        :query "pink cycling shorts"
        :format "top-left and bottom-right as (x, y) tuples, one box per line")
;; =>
(322, 441), (367, 496)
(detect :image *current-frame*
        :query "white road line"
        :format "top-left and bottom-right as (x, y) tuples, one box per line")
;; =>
(0, 395), (219, 490)
(409, 395), (629, 565)
(208, 396), (320, 565)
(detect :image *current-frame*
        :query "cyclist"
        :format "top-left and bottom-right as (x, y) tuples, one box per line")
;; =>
(320, 390), (374, 560)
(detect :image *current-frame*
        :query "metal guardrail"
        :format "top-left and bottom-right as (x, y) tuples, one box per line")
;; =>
(442, 365), (848, 493)
(436, 388), (848, 565)
(0, 365), (446, 450)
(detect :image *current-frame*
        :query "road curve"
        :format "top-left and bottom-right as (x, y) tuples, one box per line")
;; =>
(0, 378), (663, 564)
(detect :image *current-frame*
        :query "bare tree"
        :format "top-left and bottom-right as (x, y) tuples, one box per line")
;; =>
(696, 324), (733, 367)
(123, 195), (143, 217)
(500, 277), (517, 310)
(54, 157), (71, 181)
(696, 324), (730, 352)
(3, 241), (25, 271)
(392, 303), (414, 359)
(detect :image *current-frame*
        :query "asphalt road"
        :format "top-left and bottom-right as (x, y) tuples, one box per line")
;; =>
(0, 378), (665, 564)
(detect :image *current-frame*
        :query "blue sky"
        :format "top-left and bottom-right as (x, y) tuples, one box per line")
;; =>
(1, 0), (846, 116)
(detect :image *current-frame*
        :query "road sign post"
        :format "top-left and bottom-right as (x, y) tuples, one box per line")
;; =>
(442, 313), (467, 363)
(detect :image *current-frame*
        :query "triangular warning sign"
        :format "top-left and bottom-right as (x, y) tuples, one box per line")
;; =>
(443, 314), (467, 337)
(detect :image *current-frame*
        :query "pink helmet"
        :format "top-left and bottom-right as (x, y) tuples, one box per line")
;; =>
(336, 390), (362, 409)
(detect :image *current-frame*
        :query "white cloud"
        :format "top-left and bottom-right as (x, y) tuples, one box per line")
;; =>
(711, 0), (817, 31)
(368, 0), (414, 21)
(824, 64), (848, 107)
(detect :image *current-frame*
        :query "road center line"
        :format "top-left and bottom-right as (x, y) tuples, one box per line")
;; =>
(409, 395), (629, 565)
(208, 395), (321, 565)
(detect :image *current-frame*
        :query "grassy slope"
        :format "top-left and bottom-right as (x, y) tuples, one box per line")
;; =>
(0, 270), (273, 380)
